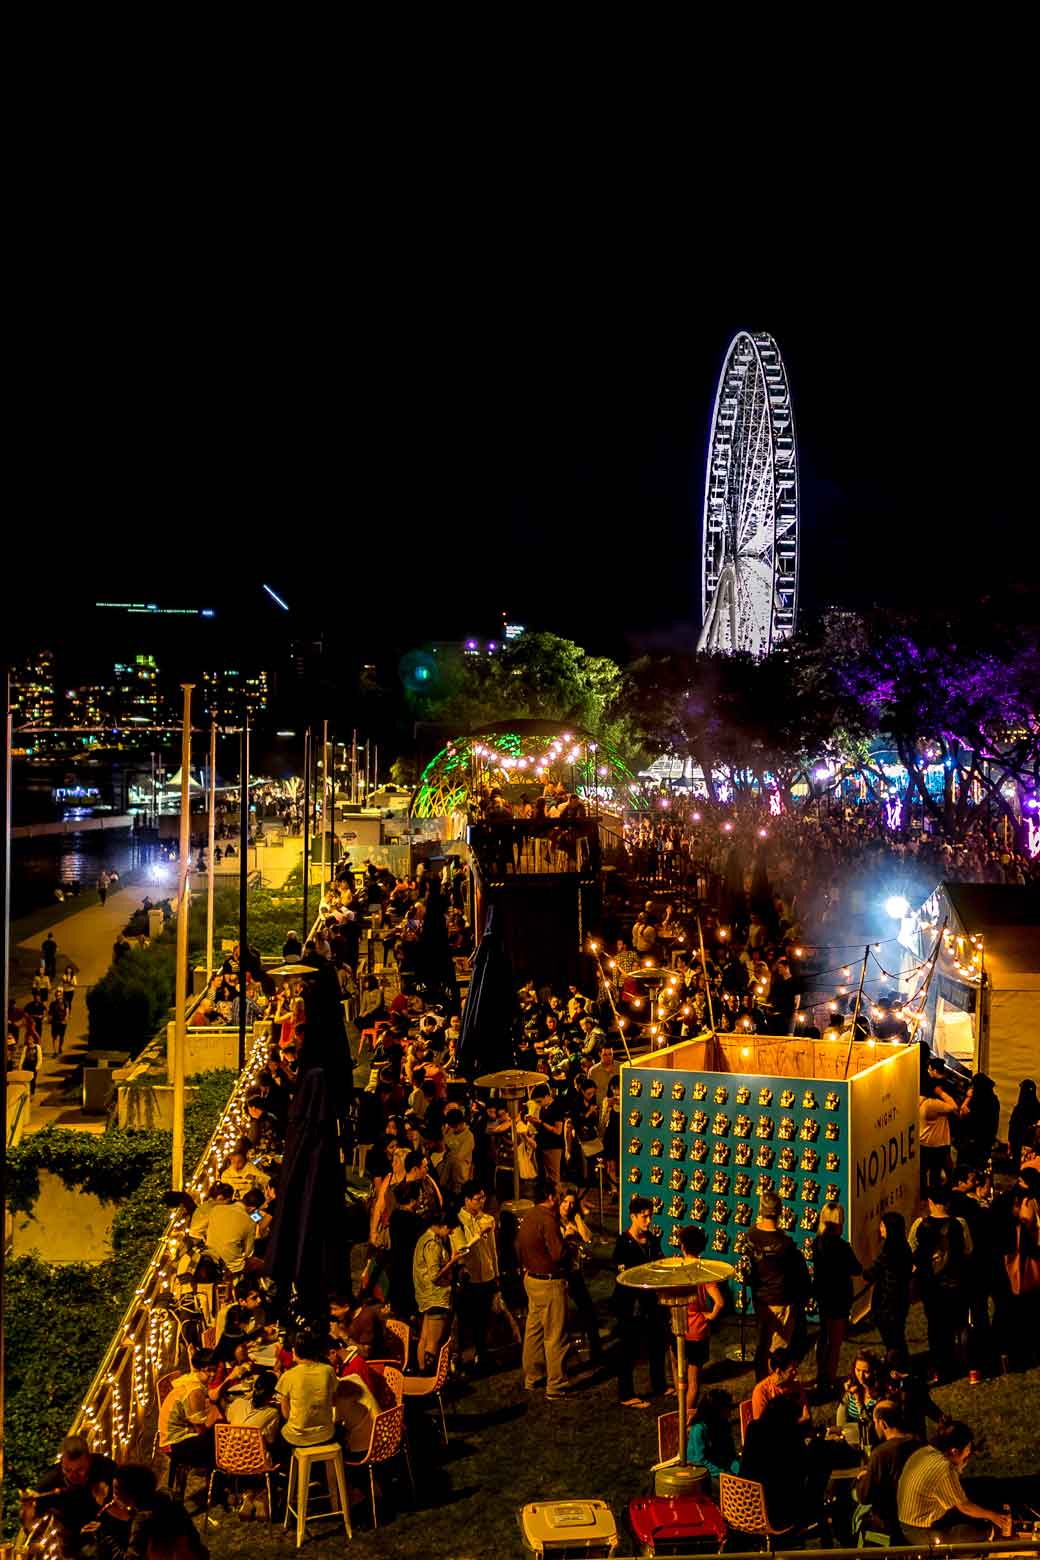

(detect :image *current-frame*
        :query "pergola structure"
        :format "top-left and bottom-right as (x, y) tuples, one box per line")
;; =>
(409, 718), (636, 819)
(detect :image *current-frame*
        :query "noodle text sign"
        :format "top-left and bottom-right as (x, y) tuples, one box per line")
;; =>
(848, 1044), (918, 1269)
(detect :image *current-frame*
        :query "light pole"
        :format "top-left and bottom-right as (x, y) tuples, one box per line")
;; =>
(238, 713), (250, 1074)
(206, 719), (217, 986)
(171, 684), (194, 1193)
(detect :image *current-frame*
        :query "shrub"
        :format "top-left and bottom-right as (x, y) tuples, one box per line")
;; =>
(2, 1072), (234, 1522)
(87, 937), (178, 1056)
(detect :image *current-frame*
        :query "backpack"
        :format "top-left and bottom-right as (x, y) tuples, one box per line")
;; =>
(915, 1215), (966, 1287)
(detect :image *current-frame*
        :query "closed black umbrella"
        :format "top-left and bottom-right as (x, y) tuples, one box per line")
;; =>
(457, 905), (517, 1078)
(263, 1066), (350, 1319)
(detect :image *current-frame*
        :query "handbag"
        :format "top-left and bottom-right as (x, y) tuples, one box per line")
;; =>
(1004, 1210), (1040, 1297)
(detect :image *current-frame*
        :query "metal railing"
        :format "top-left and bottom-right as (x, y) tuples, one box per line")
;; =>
(69, 1026), (270, 1461)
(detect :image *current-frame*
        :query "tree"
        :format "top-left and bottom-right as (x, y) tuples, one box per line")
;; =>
(837, 609), (1040, 842)
(420, 631), (636, 754)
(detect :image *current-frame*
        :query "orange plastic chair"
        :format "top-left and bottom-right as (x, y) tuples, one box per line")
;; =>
(205, 1424), (277, 1520)
(344, 1403), (415, 1529)
(719, 1472), (794, 1548)
(385, 1316), (411, 1364)
(379, 1365), (405, 1405)
(401, 1338), (451, 1446)
(738, 1397), (754, 1446)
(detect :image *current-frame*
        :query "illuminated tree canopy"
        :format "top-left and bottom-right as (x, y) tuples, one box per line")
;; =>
(410, 718), (636, 818)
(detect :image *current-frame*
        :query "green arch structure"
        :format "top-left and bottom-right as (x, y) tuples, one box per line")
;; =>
(409, 717), (636, 819)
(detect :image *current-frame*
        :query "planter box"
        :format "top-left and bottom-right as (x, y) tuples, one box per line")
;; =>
(117, 1082), (200, 1131)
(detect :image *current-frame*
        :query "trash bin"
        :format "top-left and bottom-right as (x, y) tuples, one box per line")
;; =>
(519, 1501), (618, 1557)
(147, 908), (165, 941)
(83, 1062), (117, 1114)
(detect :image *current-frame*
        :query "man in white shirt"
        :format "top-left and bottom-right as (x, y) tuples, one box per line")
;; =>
(452, 1182), (508, 1366)
(898, 1420), (1011, 1543)
(192, 1182), (256, 1274)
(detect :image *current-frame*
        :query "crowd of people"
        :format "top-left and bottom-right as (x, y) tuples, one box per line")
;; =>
(19, 796), (1040, 1557)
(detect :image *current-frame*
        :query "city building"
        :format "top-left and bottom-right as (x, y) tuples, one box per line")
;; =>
(200, 667), (269, 724)
(113, 654), (161, 727)
(10, 649), (56, 727)
(65, 684), (113, 732)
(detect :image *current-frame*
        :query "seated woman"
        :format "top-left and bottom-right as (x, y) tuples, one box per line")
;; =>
(839, 1352), (881, 1446)
(330, 1323), (396, 1454)
(686, 1388), (740, 1481)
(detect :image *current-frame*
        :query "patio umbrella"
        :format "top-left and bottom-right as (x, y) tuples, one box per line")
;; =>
(414, 881), (461, 1014)
(749, 845), (773, 924)
(263, 1065), (350, 1318)
(718, 841), (744, 926)
(457, 904), (517, 1078)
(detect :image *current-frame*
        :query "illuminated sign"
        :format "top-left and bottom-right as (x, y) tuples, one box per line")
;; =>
(96, 603), (215, 616)
(504, 623), (525, 640)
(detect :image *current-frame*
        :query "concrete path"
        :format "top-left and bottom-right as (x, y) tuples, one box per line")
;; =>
(12, 883), (149, 1132)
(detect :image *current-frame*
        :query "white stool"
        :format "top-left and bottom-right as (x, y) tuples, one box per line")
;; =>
(283, 1442), (352, 1548)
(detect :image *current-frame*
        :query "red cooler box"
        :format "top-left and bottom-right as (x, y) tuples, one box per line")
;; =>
(628, 1494), (727, 1556)
(519, 1500), (619, 1557)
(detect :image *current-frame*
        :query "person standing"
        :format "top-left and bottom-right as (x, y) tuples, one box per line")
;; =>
(41, 933), (58, 980)
(97, 870), (109, 906)
(863, 1212), (914, 1367)
(61, 966), (77, 1018)
(675, 1224), (725, 1416)
(517, 1180), (572, 1400)
(413, 1210), (459, 1373)
(811, 1203), (862, 1396)
(453, 1181), (511, 1368)
(48, 993), (68, 1057)
(21, 1030), (42, 1095)
(739, 1190), (811, 1379)
(909, 1189), (972, 1383)
(918, 1066), (958, 1195)
(611, 1194), (668, 1408)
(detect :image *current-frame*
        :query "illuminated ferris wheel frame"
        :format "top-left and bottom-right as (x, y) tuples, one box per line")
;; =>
(698, 331), (799, 656)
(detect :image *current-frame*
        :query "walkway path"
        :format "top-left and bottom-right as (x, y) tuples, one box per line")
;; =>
(11, 883), (149, 1132)
(11, 840), (304, 1133)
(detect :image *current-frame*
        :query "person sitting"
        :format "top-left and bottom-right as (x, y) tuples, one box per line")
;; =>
(740, 1393), (832, 1532)
(226, 1368), (282, 1448)
(853, 1398), (921, 1542)
(221, 1141), (270, 1201)
(839, 1352), (881, 1445)
(282, 929), (303, 960)
(190, 1181), (256, 1274)
(34, 1434), (116, 1553)
(685, 1388), (740, 1481)
(897, 1420), (1012, 1544)
(750, 1346), (810, 1425)
(79, 1462), (147, 1556)
(275, 1329), (338, 1466)
(166, 1354), (221, 1472)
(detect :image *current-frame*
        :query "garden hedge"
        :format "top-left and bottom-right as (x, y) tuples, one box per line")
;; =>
(2, 1071), (235, 1522)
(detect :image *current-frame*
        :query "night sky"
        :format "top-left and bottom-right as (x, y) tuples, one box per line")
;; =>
(10, 273), (1036, 679)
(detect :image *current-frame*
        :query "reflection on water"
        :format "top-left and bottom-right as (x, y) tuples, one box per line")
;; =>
(11, 830), (148, 918)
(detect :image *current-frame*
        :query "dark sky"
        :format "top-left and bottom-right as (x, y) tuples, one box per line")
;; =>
(11, 260), (1036, 679)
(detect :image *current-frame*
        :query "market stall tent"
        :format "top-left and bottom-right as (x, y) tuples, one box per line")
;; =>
(904, 883), (1040, 1138)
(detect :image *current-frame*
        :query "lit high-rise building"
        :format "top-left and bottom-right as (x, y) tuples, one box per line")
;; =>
(11, 649), (56, 726)
(201, 668), (269, 724)
(114, 654), (160, 727)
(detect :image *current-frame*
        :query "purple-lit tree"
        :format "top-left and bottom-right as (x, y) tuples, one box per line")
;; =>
(838, 613), (1040, 843)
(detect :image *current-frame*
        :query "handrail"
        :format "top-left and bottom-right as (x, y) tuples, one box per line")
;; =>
(69, 1025), (269, 1458)
(6, 1087), (28, 1147)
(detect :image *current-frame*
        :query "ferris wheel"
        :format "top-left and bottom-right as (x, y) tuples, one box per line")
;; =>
(697, 331), (799, 656)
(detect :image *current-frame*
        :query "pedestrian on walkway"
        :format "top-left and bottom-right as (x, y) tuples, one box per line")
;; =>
(48, 994), (68, 1056)
(41, 933), (58, 979)
(97, 870), (109, 905)
(61, 966), (77, 1017)
(21, 1033), (42, 1095)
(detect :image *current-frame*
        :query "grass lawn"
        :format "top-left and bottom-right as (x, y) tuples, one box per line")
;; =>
(197, 1265), (1040, 1560)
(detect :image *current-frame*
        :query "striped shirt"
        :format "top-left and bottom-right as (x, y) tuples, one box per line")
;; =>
(897, 1445), (967, 1530)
